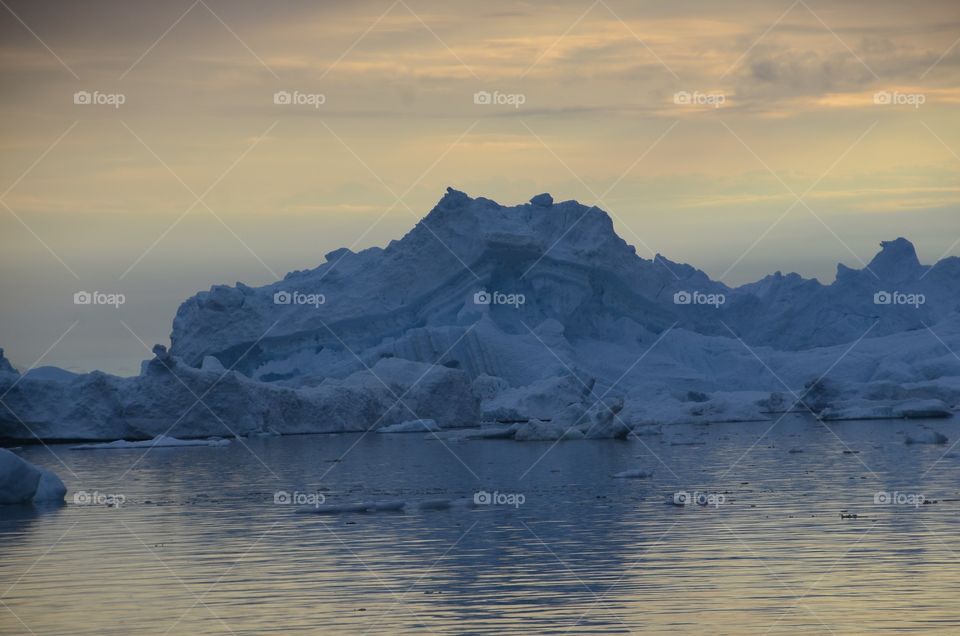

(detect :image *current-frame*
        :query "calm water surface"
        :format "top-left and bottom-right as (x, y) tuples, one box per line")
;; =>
(3, 415), (960, 635)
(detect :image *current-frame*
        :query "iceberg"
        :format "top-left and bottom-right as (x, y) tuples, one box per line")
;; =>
(1, 190), (958, 443)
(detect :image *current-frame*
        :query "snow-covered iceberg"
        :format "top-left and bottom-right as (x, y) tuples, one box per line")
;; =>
(1, 189), (958, 442)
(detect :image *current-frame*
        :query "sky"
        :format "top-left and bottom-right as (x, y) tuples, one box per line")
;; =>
(0, 0), (958, 374)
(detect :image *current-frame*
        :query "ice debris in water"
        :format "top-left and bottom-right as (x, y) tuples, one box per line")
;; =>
(72, 435), (231, 450)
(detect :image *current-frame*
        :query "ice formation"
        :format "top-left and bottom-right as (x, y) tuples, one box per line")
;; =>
(1, 189), (958, 442)
(0, 448), (65, 505)
(71, 435), (231, 450)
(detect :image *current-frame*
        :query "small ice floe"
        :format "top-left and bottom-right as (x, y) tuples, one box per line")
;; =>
(71, 435), (231, 450)
(612, 469), (653, 479)
(377, 419), (440, 434)
(904, 430), (948, 445)
(32, 468), (67, 503)
(822, 399), (953, 421)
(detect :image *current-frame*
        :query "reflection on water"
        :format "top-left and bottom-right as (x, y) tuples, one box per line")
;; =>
(3, 415), (960, 634)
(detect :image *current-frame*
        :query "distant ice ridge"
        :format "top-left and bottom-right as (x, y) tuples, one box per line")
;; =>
(71, 435), (231, 450)
(1, 189), (959, 442)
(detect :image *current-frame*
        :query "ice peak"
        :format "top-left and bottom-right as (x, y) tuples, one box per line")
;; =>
(0, 348), (17, 376)
(438, 187), (472, 209)
(529, 193), (554, 207)
(868, 237), (920, 276)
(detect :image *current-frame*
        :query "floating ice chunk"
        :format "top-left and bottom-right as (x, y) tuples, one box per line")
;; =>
(612, 469), (653, 479)
(904, 430), (948, 445)
(32, 468), (66, 503)
(71, 435), (231, 450)
(377, 419), (440, 433)
(0, 449), (66, 505)
(822, 398), (953, 421)
(0, 448), (42, 504)
(896, 399), (953, 419)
